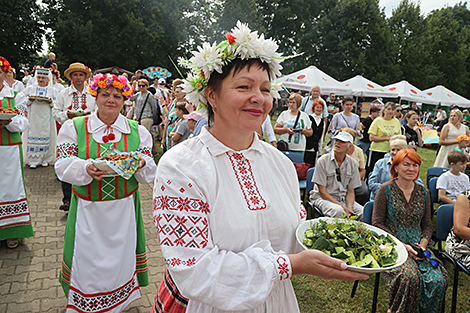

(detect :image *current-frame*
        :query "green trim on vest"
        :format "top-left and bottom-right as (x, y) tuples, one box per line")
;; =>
(0, 90), (22, 146)
(71, 116), (141, 201)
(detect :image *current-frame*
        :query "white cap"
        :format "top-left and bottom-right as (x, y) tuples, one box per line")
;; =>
(333, 131), (354, 144)
(158, 78), (166, 85)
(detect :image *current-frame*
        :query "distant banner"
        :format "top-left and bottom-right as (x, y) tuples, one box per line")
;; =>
(421, 129), (439, 145)
(143, 67), (172, 79)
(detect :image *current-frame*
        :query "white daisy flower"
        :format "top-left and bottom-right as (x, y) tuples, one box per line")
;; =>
(190, 42), (224, 78)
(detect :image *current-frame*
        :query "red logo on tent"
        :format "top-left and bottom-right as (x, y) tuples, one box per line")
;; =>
(346, 83), (349, 86)
(427, 93), (433, 96)
(322, 77), (327, 81)
(389, 87), (396, 91)
(367, 84), (375, 89)
(297, 75), (305, 79)
(447, 94), (453, 98)
(411, 89), (417, 94)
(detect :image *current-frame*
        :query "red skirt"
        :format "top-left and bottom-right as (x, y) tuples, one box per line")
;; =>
(152, 268), (188, 313)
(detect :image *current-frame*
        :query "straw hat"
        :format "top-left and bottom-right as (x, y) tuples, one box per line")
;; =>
(64, 62), (91, 80)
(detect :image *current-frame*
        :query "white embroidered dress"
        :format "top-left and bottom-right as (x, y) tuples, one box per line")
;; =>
(0, 86), (33, 240)
(55, 113), (156, 313)
(153, 127), (306, 312)
(23, 85), (58, 166)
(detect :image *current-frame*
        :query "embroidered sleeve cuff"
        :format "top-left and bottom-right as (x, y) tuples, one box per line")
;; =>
(275, 254), (292, 281)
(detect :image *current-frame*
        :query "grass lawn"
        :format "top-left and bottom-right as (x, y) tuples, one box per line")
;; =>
(154, 114), (470, 312)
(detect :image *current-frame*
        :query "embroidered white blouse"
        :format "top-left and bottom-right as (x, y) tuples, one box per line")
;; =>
(0, 85), (28, 133)
(52, 84), (97, 125)
(153, 127), (306, 312)
(55, 113), (156, 185)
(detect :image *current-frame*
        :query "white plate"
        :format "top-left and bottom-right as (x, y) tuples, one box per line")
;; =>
(0, 113), (16, 120)
(296, 217), (408, 273)
(30, 95), (51, 101)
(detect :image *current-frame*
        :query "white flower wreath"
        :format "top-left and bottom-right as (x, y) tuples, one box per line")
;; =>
(178, 21), (284, 107)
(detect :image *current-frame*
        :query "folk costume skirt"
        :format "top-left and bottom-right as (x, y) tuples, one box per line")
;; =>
(0, 145), (34, 240)
(59, 190), (148, 313)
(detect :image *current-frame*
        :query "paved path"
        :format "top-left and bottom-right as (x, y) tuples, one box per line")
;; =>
(0, 165), (165, 313)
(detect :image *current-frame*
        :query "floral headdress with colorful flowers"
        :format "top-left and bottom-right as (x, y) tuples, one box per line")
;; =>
(178, 21), (287, 107)
(88, 73), (133, 99)
(0, 57), (12, 73)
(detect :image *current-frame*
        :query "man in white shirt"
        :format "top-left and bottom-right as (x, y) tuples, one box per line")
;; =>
(52, 62), (96, 211)
(309, 131), (363, 220)
(437, 151), (470, 204)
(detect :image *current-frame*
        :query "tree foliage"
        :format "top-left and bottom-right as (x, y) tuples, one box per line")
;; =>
(0, 0), (44, 69)
(6, 0), (470, 99)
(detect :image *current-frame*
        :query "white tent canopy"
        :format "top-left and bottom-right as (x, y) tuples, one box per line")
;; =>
(276, 66), (352, 95)
(341, 75), (399, 98)
(382, 81), (439, 105)
(422, 85), (470, 107)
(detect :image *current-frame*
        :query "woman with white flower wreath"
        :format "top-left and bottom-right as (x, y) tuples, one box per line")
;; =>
(152, 21), (368, 313)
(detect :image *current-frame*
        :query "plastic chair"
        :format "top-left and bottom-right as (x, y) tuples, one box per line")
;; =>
(435, 204), (470, 313)
(426, 167), (450, 188)
(282, 151), (307, 198)
(429, 177), (439, 205)
(350, 201), (380, 313)
(282, 151), (304, 163)
(305, 168), (323, 219)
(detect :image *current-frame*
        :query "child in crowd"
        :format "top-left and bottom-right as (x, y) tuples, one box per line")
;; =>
(436, 151), (470, 204)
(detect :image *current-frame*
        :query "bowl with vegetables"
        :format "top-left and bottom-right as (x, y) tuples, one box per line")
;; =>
(296, 217), (407, 273)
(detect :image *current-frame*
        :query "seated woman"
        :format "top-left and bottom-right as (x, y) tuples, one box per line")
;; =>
(402, 110), (423, 151)
(274, 93), (313, 154)
(55, 73), (156, 312)
(373, 149), (448, 313)
(368, 135), (424, 200)
(152, 22), (367, 313)
(445, 190), (470, 270)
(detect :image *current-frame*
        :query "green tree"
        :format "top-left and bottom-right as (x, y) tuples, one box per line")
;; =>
(426, 5), (470, 98)
(42, 0), (179, 73)
(0, 0), (44, 69)
(388, 0), (439, 89)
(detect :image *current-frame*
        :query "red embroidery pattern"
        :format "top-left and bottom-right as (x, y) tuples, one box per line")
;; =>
(165, 257), (197, 267)
(68, 274), (140, 313)
(0, 198), (29, 221)
(137, 146), (152, 158)
(69, 92), (88, 110)
(154, 196), (210, 249)
(227, 152), (266, 211)
(56, 143), (78, 160)
(300, 203), (307, 219)
(276, 256), (290, 280)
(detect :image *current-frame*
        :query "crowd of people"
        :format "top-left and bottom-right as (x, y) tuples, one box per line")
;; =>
(1, 21), (470, 313)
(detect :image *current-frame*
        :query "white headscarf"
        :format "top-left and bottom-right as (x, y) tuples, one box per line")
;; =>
(30, 66), (53, 87)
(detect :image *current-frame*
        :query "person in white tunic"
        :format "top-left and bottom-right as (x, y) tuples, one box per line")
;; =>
(4, 68), (25, 93)
(23, 66), (58, 168)
(55, 73), (156, 312)
(51, 68), (65, 92)
(0, 56), (34, 249)
(52, 62), (97, 212)
(151, 22), (368, 313)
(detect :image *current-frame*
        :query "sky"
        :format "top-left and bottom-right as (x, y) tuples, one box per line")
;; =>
(379, 0), (470, 17)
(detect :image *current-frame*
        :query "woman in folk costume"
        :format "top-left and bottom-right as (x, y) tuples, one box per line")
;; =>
(55, 73), (156, 312)
(152, 22), (367, 313)
(23, 66), (58, 168)
(0, 56), (34, 249)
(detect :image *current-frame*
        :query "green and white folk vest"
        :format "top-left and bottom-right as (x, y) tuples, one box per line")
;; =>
(72, 116), (140, 201)
(0, 90), (22, 146)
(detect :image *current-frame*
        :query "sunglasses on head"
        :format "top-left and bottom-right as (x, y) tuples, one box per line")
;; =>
(138, 84), (146, 87)
(397, 109), (402, 112)
(335, 167), (341, 182)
